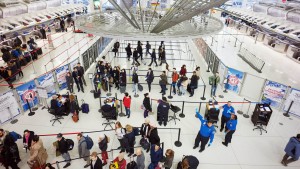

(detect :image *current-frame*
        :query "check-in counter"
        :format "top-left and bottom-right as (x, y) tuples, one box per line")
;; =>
(21, 32), (33, 43)
(286, 45), (300, 62)
(255, 32), (265, 42)
(247, 27), (256, 36)
(273, 39), (289, 53)
(263, 34), (275, 46)
(237, 24), (248, 33)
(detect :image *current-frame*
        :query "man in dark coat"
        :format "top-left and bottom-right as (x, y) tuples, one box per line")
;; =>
(147, 122), (160, 153)
(157, 97), (170, 126)
(137, 41), (143, 60)
(72, 67), (84, 93)
(133, 48), (140, 66)
(76, 63), (87, 86)
(57, 133), (71, 168)
(189, 71), (198, 97)
(143, 93), (152, 118)
(125, 43), (132, 61)
(282, 134), (300, 166)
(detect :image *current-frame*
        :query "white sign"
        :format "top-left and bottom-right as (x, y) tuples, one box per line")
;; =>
(0, 91), (20, 124)
(284, 88), (300, 117)
(37, 87), (49, 99)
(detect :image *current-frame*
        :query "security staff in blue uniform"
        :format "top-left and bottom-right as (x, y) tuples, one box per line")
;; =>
(222, 114), (237, 147)
(193, 108), (215, 152)
(220, 101), (235, 132)
(157, 97), (170, 126)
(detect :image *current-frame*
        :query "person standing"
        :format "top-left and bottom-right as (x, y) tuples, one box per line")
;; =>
(158, 97), (170, 126)
(219, 101), (235, 132)
(90, 152), (102, 169)
(66, 72), (74, 93)
(77, 63), (87, 86)
(27, 135), (48, 169)
(70, 94), (79, 116)
(159, 71), (168, 95)
(23, 130), (35, 151)
(113, 153), (126, 169)
(222, 114), (237, 147)
(72, 67), (84, 93)
(115, 122), (126, 153)
(132, 72), (139, 95)
(195, 66), (201, 79)
(60, 18), (65, 32)
(145, 68), (154, 92)
(150, 144), (163, 167)
(56, 133), (71, 168)
(124, 125), (135, 157)
(113, 66), (120, 90)
(133, 48), (140, 66)
(159, 48), (166, 66)
(209, 72), (220, 97)
(162, 149), (174, 169)
(0, 66), (13, 89)
(148, 49), (158, 67)
(137, 41), (143, 60)
(143, 93), (152, 118)
(141, 118), (150, 138)
(179, 65), (187, 76)
(135, 148), (145, 169)
(77, 133), (90, 168)
(193, 108), (215, 152)
(98, 134), (108, 166)
(113, 41), (120, 57)
(189, 71), (198, 97)
(145, 41), (151, 56)
(147, 122), (160, 153)
(281, 134), (300, 166)
(125, 43), (132, 61)
(119, 69), (127, 93)
(171, 68), (179, 95)
(123, 93), (131, 118)
(93, 74), (101, 93)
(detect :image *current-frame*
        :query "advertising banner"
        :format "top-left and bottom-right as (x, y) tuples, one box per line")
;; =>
(261, 80), (287, 109)
(55, 65), (69, 90)
(36, 73), (56, 98)
(70, 58), (79, 71)
(283, 88), (300, 116)
(225, 67), (244, 93)
(0, 91), (20, 124)
(16, 80), (38, 112)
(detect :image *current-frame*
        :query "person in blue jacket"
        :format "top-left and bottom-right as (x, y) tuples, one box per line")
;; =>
(281, 134), (300, 166)
(150, 143), (163, 167)
(193, 108), (215, 152)
(220, 101), (235, 132)
(222, 114), (237, 147)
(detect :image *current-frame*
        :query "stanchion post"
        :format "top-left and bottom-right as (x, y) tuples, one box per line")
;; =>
(237, 98), (245, 115)
(174, 128), (182, 147)
(223, 78), (228, 93)
(168, 84), (173, 99)
(283, 101), (293, 117)
(106, 82), (112, 96)
(201, 85), (206, 100)
(119, 100), (126, 117)
(179, 101), (185, 118)
(56, 161), (60, 169)
(26, 99), (35, 116)
(243, 101), (251, 118)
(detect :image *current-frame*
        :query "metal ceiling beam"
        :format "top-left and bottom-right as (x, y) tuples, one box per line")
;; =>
(121, 0), (141, 29)
(108, 0), (139, 29)
(138, 0), (145, 32)
(151, 0), (229, 33)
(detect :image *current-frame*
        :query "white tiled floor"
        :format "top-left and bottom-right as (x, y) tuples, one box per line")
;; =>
(1, 29), (300, 169)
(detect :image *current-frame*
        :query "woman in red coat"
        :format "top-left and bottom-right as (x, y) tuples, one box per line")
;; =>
(123, 92), (131, 118)
(179, 65), (187, 76)
(112, 153), (126, 169)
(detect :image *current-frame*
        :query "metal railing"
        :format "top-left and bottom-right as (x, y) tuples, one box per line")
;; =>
(238, 47), (265, 73)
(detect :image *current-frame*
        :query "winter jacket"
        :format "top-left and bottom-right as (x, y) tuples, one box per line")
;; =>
(140, 123), (150, 138)
(125, 132), (135, 147)
(78, 137), (90, 160)
(120, 72), (126, 86)
(66, 75), (74, 86)
(209, 75), (220, 86)
(148, 128), (160, 145)
(284, 137), (300, 160)
(133, 50), (138, 59)
(23, 131), (35, 149)
(57, 137), (69, 154)
(2, 52), (11, 63)
(190, 75), (198, 88)
(98, 135), (108, 151)
(172, 72), (179, 82)
(90, 157), (102, 169)
(179, 67), (187, 76)
(159, 74), (168, 85)
(132, 73), (139, 84)
(113, 157), (126, 169)
(158, 100), (170, 115)
(150, 145), (163, 165)
(143, 97), (152, 112)
(123, 96), (131, 108)
(151, 51), (156, 59)
(72, 70), (83, 83)
(28, 139), (48, 167)
(136, 151), (145, 169)
(125, 46), (132, 55)
(146, 71), (154, 83)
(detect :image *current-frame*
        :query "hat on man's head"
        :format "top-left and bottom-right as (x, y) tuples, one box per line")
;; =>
(57, 133), (63, 138)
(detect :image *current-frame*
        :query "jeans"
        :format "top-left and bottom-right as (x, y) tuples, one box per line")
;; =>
(160, 84), (166, 95)
(147, 82), (152, 92)
(180, 86), (186, 95)
(62, 152), (71, 163)
(144, 109), (149, 118)
(172, 82), (176, 94)
(211, 85), (217, 96)
(132, 83), (137, 94)
(125, 107), (131, 117)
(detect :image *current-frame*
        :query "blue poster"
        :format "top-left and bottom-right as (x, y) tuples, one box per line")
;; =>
(16, 80), (38, 112)
(55, 65), (70, 90)
(37, 73), (56, 98)
(225, 67), (244, 93)
(262, 80), (287, 109)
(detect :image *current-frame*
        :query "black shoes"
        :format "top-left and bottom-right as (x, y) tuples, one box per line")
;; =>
(84, 164), (90, 168)
(128, 153), (133, 157)
(193, 146), (197, 149)
(222, 142), (228, 147)
(63, 163), (71, 168)
(199, 149), (204, 153)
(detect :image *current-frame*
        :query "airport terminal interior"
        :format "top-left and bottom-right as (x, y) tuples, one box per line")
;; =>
(1, 0), (300, 169)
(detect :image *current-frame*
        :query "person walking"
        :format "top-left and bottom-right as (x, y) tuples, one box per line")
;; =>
(159, 71), (168, 95)
(125, 43), (132, 61)
(76, 63), (87, 86)
(209, 72), (220, 97)
(159, 48), (167, 66)
(150, 144), (163, 168)
(72, 67), (84, 93)
(148, 49), (158, 66)
(132, 72), (139, 95)
(135, 148), (145, 169)
(56, 133), (71, 168)
(145, 68), (154, 92)
(222, 114), (238, 147)
(143, 93), (152, 118)
(158, 97), (170, 126)
(77, 133), (90, 168)
(137, 41), (143, 60)
(27, 135), (48, 169)
(98, 134), (108, 166)
(220, 101), (235, 132)
(90, 152), (102, 169)
(124, 125), (135, 157)
(123, 93), (131, 118)
(113, 66), (120, 90)
(145, 41), (151, 56)
(171, 68), (179, 95)
(133, 48), (140, 66)
(66, 72), (74, 93)
(193, 108), (216, 153)
(189, 71), (198, 97)
(115, 122), (126, 153)
(162, 149), (174, 169)
(281, 134), (300, 166)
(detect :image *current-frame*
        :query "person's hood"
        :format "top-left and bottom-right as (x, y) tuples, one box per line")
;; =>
(291, 137), (300, 144)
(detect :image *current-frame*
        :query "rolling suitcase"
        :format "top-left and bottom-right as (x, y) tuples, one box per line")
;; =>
(37, 48), (43, 55)
(93, 90), (100, 98)
(81, 100), (89, 113)
(138, 84), (143, 91)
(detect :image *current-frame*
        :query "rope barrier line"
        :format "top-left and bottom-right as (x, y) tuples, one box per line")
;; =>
(150, 98), (260, 104)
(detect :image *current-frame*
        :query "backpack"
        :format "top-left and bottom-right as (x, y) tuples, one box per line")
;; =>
(66, 139), (74, 150)
(9, 131), (22, 142)
(140, 138), (150, 150)
(127, 161), (137, 169)
(83, 135), (94, 150)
